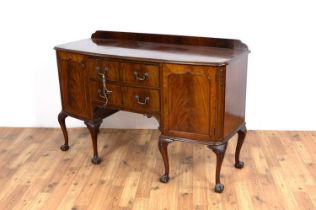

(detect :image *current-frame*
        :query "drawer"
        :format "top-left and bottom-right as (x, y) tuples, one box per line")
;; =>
(122, 87), (160, 112)
(89, 80), (122, 106)
(87, 58), (120, 82)
(121, 63), (159, 88)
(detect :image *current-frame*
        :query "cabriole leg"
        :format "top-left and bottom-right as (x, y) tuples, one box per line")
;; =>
(208, 143), (227, 193)
(58, 111), (69, 151)
(235, 124), (247, 169)
(158, 136), (173, 183)
(84, 119), (103, 164)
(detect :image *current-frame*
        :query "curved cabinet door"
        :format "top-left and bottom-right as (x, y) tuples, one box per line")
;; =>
(57, 51), (91, 119)
(162, 64), (222, 142)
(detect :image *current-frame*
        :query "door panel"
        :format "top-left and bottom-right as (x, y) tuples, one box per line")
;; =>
(57, 51), (90, 119)
(162, 64), (218, 141)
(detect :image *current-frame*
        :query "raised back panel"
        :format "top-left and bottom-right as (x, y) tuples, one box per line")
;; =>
(91, 31), (249, 51)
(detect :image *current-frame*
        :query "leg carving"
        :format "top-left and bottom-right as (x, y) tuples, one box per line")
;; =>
(208, 143), (227, 193)
(158, 136), (173, 183)
(84, 119), (103, 164)
(58, 111), (69, 151)
(235, 125), (247, 169)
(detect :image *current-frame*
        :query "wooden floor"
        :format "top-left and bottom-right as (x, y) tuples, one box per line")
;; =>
(0, 128), (315, 210)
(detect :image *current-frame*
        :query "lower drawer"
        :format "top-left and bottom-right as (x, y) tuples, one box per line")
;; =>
(122, 87), (160, 112)
(89, 80), (122, 106)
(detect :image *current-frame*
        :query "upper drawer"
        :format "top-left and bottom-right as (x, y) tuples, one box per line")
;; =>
(121, 63), (159, 88)
(86, 58), (120, 82)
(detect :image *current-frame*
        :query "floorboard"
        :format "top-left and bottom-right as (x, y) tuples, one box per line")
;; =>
(0, 128), (315, 210)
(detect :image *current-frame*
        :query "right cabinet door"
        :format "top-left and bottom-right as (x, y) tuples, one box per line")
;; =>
(162, 64), (221, 142)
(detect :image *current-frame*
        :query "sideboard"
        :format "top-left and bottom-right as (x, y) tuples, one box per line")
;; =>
(55, 30), (250, 193)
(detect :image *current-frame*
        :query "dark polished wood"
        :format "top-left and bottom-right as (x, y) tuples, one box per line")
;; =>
(162, 64), (218, 141)
(55, 30), (249, 193)
(55, 31), (249, 65)
(91, 30), (248, 50)
(58, 111), (69, 151)
(223, 55), (248, 137)
(89, 81), (123, 106)
(121, 62), (159, 88)
(87, 58), (120, 82)
(208, 143), (228, 193)
(158, 136), (173, 183)
(57, 52), (91, 119)
(235, 124), (247, 169)
(84, 119), (103, 164)
(122, 86), (160, 113)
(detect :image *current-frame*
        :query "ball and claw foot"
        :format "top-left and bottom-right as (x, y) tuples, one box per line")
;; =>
(214, 183), (224, 193)
(159, 175), (169, 183)
(91, 156), (102, 164)
(60, 144), (69, 151)
(234, 161), (244, 169)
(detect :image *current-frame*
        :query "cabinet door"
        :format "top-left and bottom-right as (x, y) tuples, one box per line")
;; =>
(57, 51), (90, 119)
(162, 64), (219, 142)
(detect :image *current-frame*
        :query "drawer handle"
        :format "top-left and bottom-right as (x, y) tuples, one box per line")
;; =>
(98, 88), (112, 98)
(135, 95), (150, 105)
(97, 71), (112, 105)
(134, 71), (149, 81)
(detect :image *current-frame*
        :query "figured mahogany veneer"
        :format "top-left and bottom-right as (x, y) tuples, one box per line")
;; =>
(55, 30), (250, 193)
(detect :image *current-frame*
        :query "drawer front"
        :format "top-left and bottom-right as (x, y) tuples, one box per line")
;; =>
(87, 58), (120, 82)
(121, 63), (159, 88)
(89, 80), (122, 106)
(122, 87), (160, 112)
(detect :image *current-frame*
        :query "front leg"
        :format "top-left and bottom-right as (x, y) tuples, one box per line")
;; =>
(84, 119), (103, 164)
(58, 111), (69, 151)
(208, 143), (227, 193)
(235, 124), (247, 169)
(158, 136), (173, 183)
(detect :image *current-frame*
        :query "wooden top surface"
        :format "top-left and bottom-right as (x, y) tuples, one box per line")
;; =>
(55, 31), (249, 65)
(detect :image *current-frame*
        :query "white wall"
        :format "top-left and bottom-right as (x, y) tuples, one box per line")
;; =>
(0, 0), (315, 130)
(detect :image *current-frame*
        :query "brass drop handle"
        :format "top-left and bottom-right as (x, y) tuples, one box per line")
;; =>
(98, 87), (112, 98)
(135, 95), (150, 105)
(134, 71), (149, 81)
(97, 67), (112, 105)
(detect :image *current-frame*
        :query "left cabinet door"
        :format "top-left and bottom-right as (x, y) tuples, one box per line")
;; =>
(56, 51), (91, 119)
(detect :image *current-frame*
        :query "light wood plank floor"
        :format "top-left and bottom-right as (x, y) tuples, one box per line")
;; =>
(0, 128), (315, 210)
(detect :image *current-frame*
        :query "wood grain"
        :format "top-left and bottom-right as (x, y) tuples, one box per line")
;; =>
(121, 62), (159, 88)
(89, 80), (123, 106)
(0, 128), (315, 210)
(162, 64), (218, 141)
(122, 86), (160, 113)
(57, 51), (90, 119)
(86, 58), (120, 82)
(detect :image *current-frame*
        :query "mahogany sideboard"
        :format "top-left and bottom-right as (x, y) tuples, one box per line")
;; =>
(55, 30), (250, 193)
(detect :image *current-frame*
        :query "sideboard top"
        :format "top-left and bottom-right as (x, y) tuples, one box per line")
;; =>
(55, 30), (250, 65)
